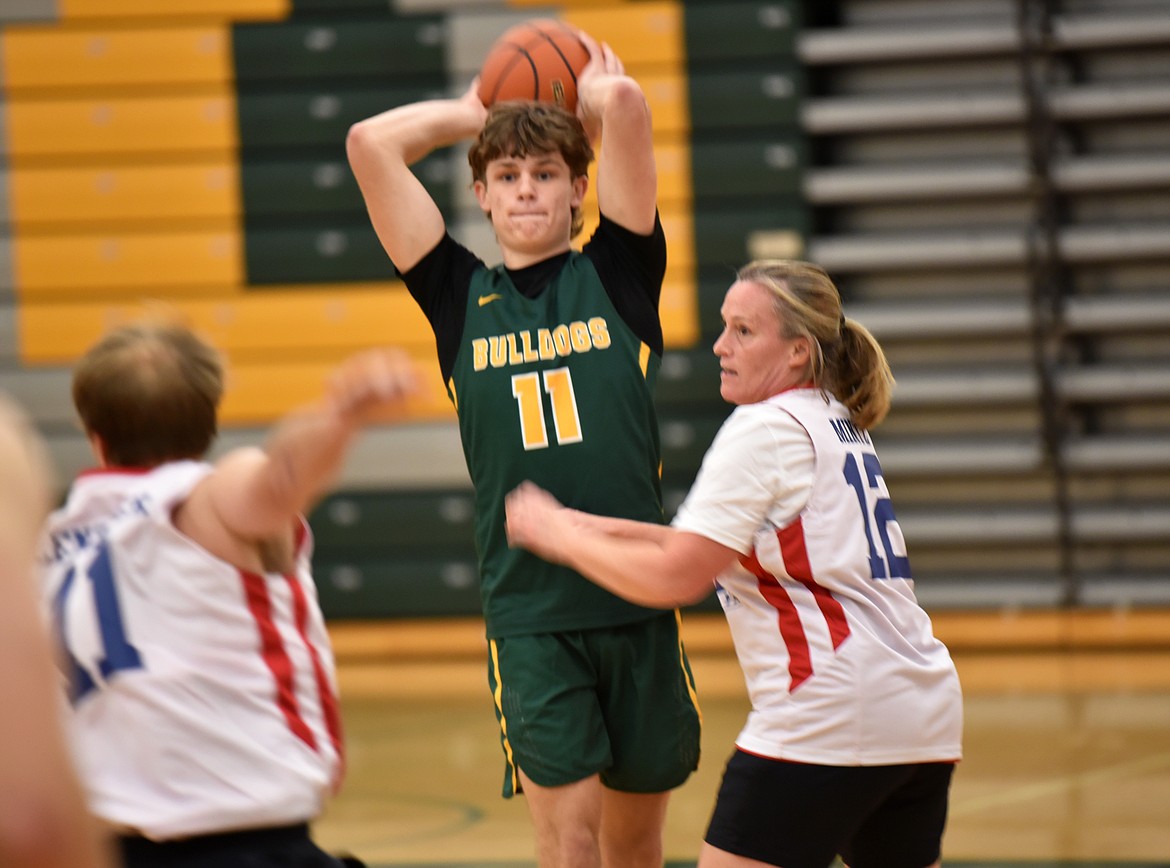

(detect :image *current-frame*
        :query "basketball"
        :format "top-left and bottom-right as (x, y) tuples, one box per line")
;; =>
(477, 19), (591, 114)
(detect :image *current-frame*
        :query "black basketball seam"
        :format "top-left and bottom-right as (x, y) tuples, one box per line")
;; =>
(489, 43), (541, 102)
(520, 22), (586, 87)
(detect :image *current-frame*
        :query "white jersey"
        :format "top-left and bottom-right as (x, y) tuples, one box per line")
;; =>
(673, 388), (962, 766)
(38, 462), (343, 840)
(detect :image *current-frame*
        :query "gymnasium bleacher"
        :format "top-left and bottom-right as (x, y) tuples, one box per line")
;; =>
(2, 0), (1167, 617)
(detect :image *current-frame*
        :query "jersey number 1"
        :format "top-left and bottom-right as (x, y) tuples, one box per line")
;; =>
(512, 368), (583, 450)
(51, 541), (144, 703)
(842, 452), (912, 581)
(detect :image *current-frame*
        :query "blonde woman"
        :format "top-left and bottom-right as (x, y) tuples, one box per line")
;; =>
(507, 260), (963, 868)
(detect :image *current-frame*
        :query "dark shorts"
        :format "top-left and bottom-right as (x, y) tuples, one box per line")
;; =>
(705, 749), (955, 868)
(487, 611), (702, 797)
(119, 823), (365, 868)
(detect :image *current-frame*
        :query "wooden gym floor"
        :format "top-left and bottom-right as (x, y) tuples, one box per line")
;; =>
(314, 609), (1170, 867)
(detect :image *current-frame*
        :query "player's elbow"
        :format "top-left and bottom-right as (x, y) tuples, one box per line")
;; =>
(345, 120), (377, 167)
(673, 576), (718, 608)
(601, 77), (651, 125)
(635, 572), (716, 610)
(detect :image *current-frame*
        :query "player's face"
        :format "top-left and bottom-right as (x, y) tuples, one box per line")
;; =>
(714, 279), (811, 405)
(474, 152), (587, 261)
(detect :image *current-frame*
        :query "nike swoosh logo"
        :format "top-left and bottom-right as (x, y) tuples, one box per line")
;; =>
(478, 293), (503, 307)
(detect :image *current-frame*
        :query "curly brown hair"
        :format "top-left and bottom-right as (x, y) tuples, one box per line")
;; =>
(467, 100), (595, 239)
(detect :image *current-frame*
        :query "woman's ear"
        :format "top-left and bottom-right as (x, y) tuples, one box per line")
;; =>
(790, 336), (812, 368)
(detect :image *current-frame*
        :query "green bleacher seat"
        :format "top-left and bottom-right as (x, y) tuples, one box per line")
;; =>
(693, 205), (808, 273)
(240, 151), (453, 219)
(309, 489), (476, 553)
(241, 158), (364, 218)
(314, 554), (481, 620)
(655, 348), (725, 412)
(235, 84), (445, 154)
(288, 0), (388, 14)
(683, 1), (799, 64)
(231, 16), (446, 83)
(659, 412), (727, 488)
(243, 223), (395, 283)
(691, 137), (804, 201)
(688, 69), (802, 131)
(696, 274), (737, 339)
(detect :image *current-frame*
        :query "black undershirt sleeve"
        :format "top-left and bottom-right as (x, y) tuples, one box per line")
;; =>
(583, 213), (667, 357)
(400, 234), (483, 382)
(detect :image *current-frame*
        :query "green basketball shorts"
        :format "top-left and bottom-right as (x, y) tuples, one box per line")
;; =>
(486, 610), (702, 797)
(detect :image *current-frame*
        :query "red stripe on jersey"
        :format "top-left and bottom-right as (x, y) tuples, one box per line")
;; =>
(776, 519), (851, 650)
(240, 571), (318, 750)
(284, 573), (345, 780)
(739, 551), (813, 690)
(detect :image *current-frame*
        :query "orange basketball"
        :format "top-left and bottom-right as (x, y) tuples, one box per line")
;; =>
(477, 19), (591, 114)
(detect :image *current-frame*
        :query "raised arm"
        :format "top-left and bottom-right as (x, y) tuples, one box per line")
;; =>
(505, 482), (735, 608)
(0, 398), (114, 868)
(575, 33), (657, 235)
(346, 83), (488, 272)
(178, 348), (420, 564)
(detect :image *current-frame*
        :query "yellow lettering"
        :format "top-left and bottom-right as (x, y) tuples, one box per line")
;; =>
(507, 333), (524, 365)
(489, 336), (507, 368)
(570, 321), (591, 353)
(588, 317), (611, 349)
(538, 329), (556, 360)
(473, 320), (613, 373)
(520, 330), (539, 363)
(553, 325), (572, 356)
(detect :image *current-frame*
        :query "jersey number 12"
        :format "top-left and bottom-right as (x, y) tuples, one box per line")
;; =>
(842, 452), (912, 581)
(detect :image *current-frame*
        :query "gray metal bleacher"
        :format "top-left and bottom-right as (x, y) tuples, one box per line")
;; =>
(797, 0), (1170, 607)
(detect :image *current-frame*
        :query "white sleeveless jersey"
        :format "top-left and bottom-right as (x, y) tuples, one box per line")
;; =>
(672, 389), (962, 766)
(38, 462), (343, 840)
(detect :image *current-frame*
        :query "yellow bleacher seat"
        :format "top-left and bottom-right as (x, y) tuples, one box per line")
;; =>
(638, 73), (689, 137)
(186, 287), (435, 360)
(4, 92), (237, 162)
(575, 141), (690, 214)
(663, 210), (695, 274)
(57, 0), (287, 22)
(0, 25), (231, 92)
(220, 355), (454, 426)
(660, 277), (699, 349)
(653, 141), (692, 209)
(9, 163), (240, 227)
(563, 2), (683, 71)
(13, 229), (243, 297)
(16, 284), (433, 364)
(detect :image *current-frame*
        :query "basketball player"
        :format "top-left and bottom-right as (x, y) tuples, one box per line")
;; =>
(39, 322), (419, 868)
(347, 28), (700, 868)
(0, 396), (113, 868)
(506, 260), (964, 868)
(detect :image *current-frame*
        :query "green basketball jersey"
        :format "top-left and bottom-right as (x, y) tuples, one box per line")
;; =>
(450, 252), (665, 638)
